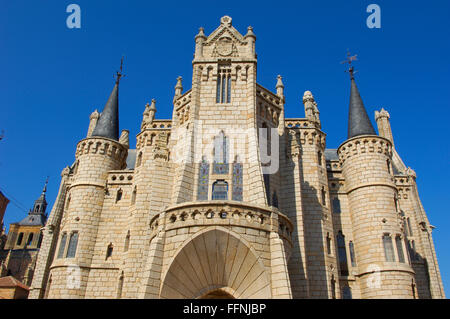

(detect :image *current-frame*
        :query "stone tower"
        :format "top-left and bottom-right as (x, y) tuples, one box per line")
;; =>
(337, 67), (416, 298)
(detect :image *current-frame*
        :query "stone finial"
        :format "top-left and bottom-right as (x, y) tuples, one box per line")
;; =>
(303, 91), (320, 126)
(276, 75), (284, 88)
(195, 27), (207, 40)
(90, 109), (100, 120)
(87, 109), (100, 137)
(303, 91), (315, 104)
(119, 130), (129, 148)
(149, 99), (157, 111)
(406, 167), (417, 179)
(174, 76), (183, 97)
(375, 108), (390, 120)
(244, 26), (256, 39)
(220, 16), (232, 27)
(276, 75), (284, 96)
(141, 100), (156, 130)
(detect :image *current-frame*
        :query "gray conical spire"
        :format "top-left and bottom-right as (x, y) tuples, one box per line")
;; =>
(91, 59), (124, 141)
(347, 67), (376, 139)
(91, 82), (119, 140)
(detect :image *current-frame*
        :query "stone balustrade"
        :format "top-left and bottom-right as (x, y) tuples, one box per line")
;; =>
(149, 201), (293, 244)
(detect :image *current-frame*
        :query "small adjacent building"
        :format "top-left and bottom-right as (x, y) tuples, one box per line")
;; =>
(0, 276), (29, 299)
(0, 181), (48, 286)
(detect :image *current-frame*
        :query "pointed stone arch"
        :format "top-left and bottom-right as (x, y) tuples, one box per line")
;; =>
(159, 226), (271, 299)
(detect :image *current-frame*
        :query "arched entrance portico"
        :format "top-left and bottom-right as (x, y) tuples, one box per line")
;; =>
(159, 227), (271, 299)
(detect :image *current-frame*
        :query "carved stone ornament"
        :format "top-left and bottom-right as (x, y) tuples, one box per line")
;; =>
(216, 37), (234, 56)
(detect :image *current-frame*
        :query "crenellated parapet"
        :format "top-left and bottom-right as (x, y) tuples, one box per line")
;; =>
(337, 135), (392, 164)
(75, 137), (128, 162)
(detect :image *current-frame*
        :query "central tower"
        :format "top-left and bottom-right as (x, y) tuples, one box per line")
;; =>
(170, 15), (269, 205)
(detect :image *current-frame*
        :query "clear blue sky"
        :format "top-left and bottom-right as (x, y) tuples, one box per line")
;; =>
(0, 0), (449, 296)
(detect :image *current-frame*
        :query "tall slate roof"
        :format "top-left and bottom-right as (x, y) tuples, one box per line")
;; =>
(347, 69), (376, 139)
(91, 82), (120, 141)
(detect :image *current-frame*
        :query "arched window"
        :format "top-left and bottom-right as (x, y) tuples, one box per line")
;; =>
(57, 233), (67, 259)
(332, 197), (341, 214)
(337, 231), (349, 276)
(387, 159), (391, 174)
(396, 235), (405, 263)
(349, 241), (356, 267)
(116, 189), (123, 203)
(197, 157), (210, 201)
(106, 243), (114, 260)
(27, 233), (34, 246)
(17, 233), (24, 246)
(35, 205), (40, 212)
(124, 231), (130, 252)
(213, 131), (229, 174)
(326, 233), (332, 255)
(272, 192), (279, 208)
(383, 234), (395, 262)
(212, 180), (228, 200)
(318, 151), (323, 166)
(66, 232), (79, 258)
(342, 286), (352, 299)
(131, 187), (137, 205)
(232, 157), (243, 201)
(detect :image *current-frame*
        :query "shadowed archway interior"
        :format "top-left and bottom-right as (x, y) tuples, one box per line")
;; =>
(160, 228), (271, 299)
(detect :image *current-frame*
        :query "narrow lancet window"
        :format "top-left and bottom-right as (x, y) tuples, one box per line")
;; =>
(337, 231), (349, 276)
(131, 187), (137, 205)
(396, 235), (405, 263)
(116, 189), (123, 203)
(213, 131), (229, 174)
(349, 241), (357, 267)
(124, 231), (130, 252)
(57, 233), (67, 259)
(383, 234), (395, 262)
(216, 64), (231, 103)
(66, 232), (79, 258)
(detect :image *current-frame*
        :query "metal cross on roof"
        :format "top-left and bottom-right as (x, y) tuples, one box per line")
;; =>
(341, 51), (358, 79)
(115, 56), (126, 84)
